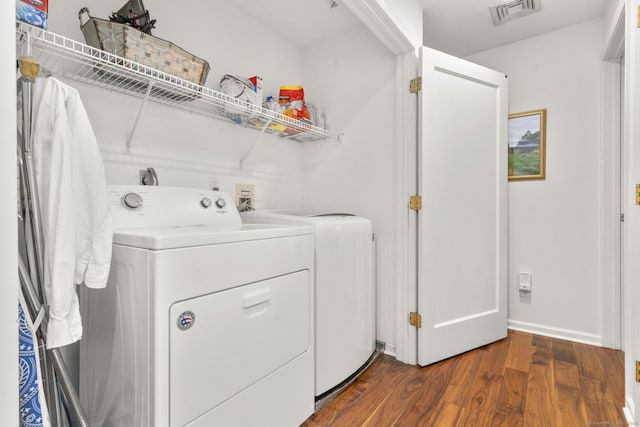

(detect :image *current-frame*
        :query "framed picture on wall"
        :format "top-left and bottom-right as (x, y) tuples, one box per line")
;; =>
(508, 109), (546, 181)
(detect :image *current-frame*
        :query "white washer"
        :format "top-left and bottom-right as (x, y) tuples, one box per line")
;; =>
(79, 186), (315, 427)
(242, 210), (376, 398)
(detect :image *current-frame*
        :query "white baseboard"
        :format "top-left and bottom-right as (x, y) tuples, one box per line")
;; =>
(624, 396), (636, 425)
(508, 320), (602, 346)
(389, 321), (602, 364)
(383, 343), (397, 358)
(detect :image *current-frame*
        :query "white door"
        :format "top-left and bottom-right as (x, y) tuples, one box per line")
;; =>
(417, 46), (508, 366)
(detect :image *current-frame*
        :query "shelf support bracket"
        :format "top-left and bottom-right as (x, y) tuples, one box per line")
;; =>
(240, 118), (273, 169)
(305, 133), (344, 171)
(126, 81), (154, 152)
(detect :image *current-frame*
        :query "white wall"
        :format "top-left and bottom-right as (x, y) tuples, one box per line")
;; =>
(301, 27), (397, 346)
(467, 19), (606, 344)
(48, 0), (310, 208)
(2, 0), (18, 423)
(38, 0), (401, 385)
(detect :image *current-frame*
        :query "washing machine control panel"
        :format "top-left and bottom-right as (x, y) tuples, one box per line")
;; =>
(200, 197), (226, 209)
(109, 186), (242, 228)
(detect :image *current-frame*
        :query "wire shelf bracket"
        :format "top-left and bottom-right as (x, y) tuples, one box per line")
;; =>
(126, 81), (154, 151)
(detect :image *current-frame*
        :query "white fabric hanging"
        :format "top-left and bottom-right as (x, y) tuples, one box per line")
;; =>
(31, 77), (113, 349)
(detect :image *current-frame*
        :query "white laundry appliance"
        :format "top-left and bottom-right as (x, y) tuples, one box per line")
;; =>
(79, 186), (315, 427)
(242, 210), (376, 399)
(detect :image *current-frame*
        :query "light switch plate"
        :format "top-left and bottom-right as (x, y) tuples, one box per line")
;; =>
(518, 272), (532, 292)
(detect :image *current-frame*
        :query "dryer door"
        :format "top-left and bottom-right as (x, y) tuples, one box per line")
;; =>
(168, 270), (310, 426)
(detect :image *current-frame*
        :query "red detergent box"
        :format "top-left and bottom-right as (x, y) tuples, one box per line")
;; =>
(16, 0), (49, 29)
(249, 75), (263, 100)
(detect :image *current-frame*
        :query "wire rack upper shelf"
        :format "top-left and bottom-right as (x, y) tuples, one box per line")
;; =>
(15, 21), (334, 143)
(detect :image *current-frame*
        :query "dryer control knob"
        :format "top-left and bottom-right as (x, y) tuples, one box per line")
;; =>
(122, 192), (143, 210)
(215, 198), (227, 209)
(200, 197), (212, 208)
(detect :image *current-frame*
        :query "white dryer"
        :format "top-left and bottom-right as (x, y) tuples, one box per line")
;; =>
(79, 186), (315, 427)
(242, 210), (376, 398)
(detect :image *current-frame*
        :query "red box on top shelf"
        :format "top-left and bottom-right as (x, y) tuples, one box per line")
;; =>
(16, 0), (49, 29)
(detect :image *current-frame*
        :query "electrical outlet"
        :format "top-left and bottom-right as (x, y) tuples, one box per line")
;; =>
(236, 183), (255, 212)
(518, 272), (532, 292)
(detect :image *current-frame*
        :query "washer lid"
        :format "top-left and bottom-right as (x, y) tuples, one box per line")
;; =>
(242, 210), (371, 226)
(269, 209), (355, 217)
(113, 223), (313, 250)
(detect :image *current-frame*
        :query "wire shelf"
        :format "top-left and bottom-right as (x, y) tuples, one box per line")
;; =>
(15, 21), (333, 143)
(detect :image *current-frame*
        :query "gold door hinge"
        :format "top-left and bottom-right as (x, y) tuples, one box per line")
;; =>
(636, 184), (640, 205)
(637, 5), (640, 28)
(409, 77), (422, 94)
(409, 312), (422, 329)
(636, 360), (640, 382)
(409, 195), (422, 211)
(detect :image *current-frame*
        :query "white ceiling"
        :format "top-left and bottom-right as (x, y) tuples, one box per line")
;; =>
(230, 0), (362, 50)
(232, 0), (608, 57)
(420, 0), (608, 56)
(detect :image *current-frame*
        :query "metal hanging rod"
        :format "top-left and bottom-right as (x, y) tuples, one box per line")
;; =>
(17, 52), (91, 427)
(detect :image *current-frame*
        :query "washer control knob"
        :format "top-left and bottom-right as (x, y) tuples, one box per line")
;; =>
(200, 197), (212, 208)
(122, 192), (143, 210)
(215, 198), (227, 209)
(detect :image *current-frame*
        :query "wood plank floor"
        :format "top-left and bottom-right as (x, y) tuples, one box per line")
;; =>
(302, 330), (626, 427)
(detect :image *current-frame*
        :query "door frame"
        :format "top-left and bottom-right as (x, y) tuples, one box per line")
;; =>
(393, 50), (419, 364)
(621, 0), (640, 421)
(342, 0), (422, 364)
(601, 1), (625, 350)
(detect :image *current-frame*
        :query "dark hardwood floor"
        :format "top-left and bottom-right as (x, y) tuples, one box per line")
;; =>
(302, 330), (626, 427)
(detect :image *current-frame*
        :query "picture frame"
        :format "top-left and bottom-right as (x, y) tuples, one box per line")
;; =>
(508, 108), (546, 181)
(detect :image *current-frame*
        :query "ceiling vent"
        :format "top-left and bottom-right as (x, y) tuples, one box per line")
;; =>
(490, 0), (542, 25)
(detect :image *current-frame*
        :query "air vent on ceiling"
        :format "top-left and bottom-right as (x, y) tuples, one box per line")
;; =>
(490, 0), (542, 25)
